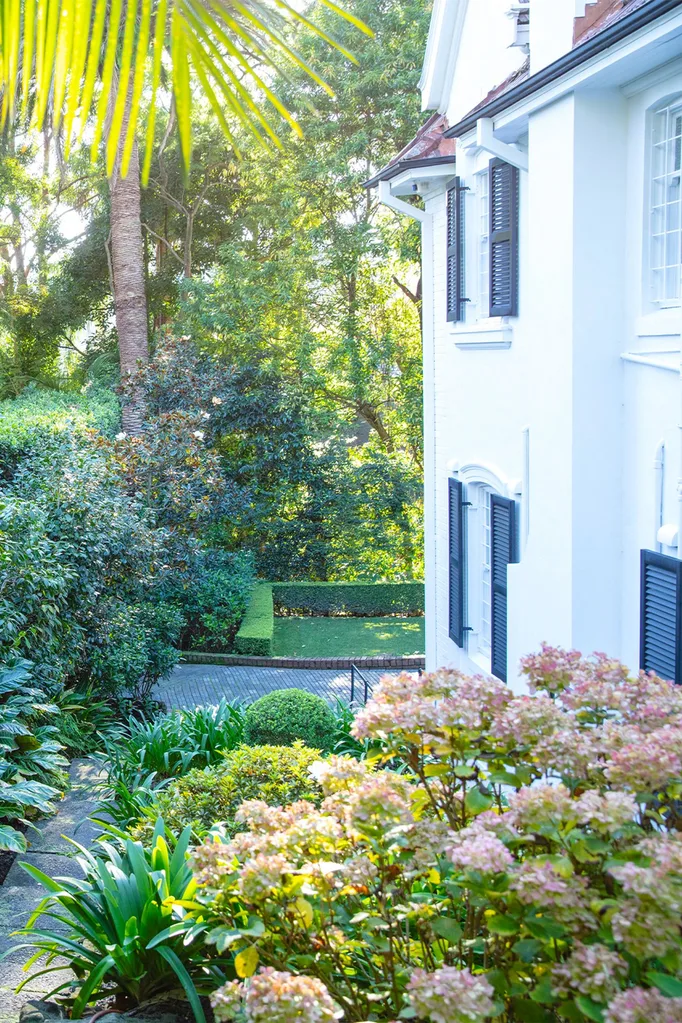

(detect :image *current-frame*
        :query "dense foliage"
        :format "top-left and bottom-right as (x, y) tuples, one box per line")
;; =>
(244, 689), (337, 750)
(0, 385), (253, 688)
(132, 743), (322, 842)
(189, 649), (682, 1023)
(0, 661), (67, 852)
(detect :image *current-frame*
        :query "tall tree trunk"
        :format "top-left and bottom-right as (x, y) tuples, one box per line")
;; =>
(108, 93), (149, 435)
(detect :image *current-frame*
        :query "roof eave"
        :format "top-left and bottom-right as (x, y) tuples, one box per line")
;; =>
(444, 0), (682, 139)
(364, 156), (456, 191)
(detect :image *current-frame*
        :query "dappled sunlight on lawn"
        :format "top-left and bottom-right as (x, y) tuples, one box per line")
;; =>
(273, 616), (425, 658)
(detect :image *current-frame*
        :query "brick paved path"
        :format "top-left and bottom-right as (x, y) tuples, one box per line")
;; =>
(156, 663), (393, 708)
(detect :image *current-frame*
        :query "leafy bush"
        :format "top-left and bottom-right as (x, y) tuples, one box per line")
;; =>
(273, 581), (425, 617)
(14, 821), (226, 1019)
(132, 742), (322, 841)
(244, 688), (336, 750)
(85, 600), (183, 702)
(159, 548), (254, 652)
(0, 661), (67, 852)
(196, 648), (682, 1023)
(234, 584), (274, 656)
(0, 387), (180, 689)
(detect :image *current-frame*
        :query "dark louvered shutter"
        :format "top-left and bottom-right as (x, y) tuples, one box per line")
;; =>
(489, 159), (519, 317)
(449, 478), (465, 646)
(446, 177), (466, 322)
(491, 495), (518, 682)
(640, 550), (682, 683)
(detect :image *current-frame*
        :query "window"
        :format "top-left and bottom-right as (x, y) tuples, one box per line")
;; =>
(477, 171), (490, 318)
(446, 160), (519, 325)
(650, 101), (682, 306)
(448, 473), (519, 681)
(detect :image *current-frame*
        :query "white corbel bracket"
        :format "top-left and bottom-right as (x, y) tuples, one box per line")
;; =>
(476, 117), (528, 172)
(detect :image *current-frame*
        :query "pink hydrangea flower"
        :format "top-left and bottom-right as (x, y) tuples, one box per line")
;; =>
(508, 783), (573, 829)
(552, 943), (628, 1002)
(448, 828), (513, 874)
(494, 695), (565, 747)
(509, 860), (596, 930)
(604, 730), (682, 792)
(575, 790), (636, 832)
(605, 987), (682, 1023)
(407, 966), (495, 1023)
(520, 644), (584, 694)
(212, 968), (343, 1023)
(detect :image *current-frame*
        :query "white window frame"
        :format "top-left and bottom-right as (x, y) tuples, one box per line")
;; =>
(451, 461), (521, 673)
(649, 97), (682, 308)
(467, 483), (494, 664)
(476, 168), (490, 320)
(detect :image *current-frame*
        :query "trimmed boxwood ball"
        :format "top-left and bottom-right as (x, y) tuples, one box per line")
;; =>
(244, 688), (336, 750)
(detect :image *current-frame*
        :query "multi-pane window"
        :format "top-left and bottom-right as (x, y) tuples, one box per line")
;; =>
(480, 488), (492, 655)
(651, 101), (682, 306)
(467, 484), (493, 661)
(477, 171), (490, 317)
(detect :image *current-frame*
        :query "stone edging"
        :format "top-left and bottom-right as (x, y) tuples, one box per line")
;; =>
(180, 652), (426, 670)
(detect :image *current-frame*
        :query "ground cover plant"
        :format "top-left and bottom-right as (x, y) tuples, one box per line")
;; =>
(191, 648), (682, 1023)
(272, 615), (425, 658)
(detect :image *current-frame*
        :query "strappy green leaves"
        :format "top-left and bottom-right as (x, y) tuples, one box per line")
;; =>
(0, 0), (371, 182)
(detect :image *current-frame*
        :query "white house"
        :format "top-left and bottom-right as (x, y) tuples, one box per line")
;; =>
(369, 0), (682, 689)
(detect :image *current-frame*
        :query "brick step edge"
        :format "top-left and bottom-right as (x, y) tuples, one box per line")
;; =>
(179, 652), (426, 670)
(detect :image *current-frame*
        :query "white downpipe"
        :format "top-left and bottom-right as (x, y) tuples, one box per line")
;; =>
(378, 180), (437, 667)
(654, 440), (665, 553)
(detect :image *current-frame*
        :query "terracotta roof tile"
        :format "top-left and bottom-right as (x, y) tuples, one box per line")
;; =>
(574, 0), (653, 46)
(364, 113), (455, 188)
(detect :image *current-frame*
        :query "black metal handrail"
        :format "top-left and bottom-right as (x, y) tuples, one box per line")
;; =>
(350, 664), (374, 705)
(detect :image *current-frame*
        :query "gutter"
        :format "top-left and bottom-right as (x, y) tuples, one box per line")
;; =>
(445, 0), (682, 139)
(364, 155), (455, 190)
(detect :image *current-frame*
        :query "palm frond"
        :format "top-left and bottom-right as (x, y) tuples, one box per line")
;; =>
(0, 0), (372, 181)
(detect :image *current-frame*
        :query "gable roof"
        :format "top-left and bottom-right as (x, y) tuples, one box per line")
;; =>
(445, 0), (678, 139)
(364, 113), (456, 189)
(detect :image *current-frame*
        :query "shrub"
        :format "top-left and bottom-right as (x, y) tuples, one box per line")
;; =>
(272, 581), (425, 617)
(159, 549), (254, 652)
(132, 742), (322, 841)
(196, 648), (682, 1023)
(15, 821), (227, 1020)
(84, 600), (183, 702)
(0, 387), (178, 687)
(234, 583), (274, 656)
(244, 689), (336, 750)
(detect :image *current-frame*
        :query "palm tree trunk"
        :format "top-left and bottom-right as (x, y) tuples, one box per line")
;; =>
(108, 92), (149, 435)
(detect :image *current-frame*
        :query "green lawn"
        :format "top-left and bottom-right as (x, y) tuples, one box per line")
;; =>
(272, 616), (425, 658)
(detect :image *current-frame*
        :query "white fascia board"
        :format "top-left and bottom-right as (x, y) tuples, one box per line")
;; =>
(419, 0), (467, 113)
(487, 6), (682, 140)
(387, 162), (456, 197)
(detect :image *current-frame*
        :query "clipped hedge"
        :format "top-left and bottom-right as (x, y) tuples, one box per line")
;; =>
(272, 581), (424, 618)
(233, 583), (274, 656)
